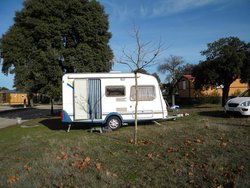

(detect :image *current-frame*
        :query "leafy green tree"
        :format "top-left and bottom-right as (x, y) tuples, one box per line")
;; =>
(0, 0), (113, 112)
(192, 37), (247, 106)
(151, 72), (161, 84)
(0, 87), (9, 91)
(178, 63), (195, 76)
(240, 42), (250, 86)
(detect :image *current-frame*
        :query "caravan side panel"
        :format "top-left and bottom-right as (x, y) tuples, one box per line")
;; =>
(62, 75), (74, 122)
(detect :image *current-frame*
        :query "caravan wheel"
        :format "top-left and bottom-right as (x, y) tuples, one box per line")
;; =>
(106, 116), (121, 130)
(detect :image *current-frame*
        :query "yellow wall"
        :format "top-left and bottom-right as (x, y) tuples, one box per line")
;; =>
(1, 93), (28, 105)
(228, 79), (248, 96)
(201, 79), (248, 97)
(178, 78), (249, 98)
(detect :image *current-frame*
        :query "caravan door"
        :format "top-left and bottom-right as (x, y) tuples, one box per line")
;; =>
(74, 79), (89, 120)
(74, 79), (102, 120)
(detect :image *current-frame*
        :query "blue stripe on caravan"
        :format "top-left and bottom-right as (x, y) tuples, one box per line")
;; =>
(61, 110), (72, 123)
(67, 83), (74, 89)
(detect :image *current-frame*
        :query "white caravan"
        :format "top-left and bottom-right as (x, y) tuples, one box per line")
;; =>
(61, 72), (168, 130)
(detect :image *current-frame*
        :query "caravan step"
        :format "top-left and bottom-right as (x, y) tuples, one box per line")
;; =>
(90, 127), (103, 133)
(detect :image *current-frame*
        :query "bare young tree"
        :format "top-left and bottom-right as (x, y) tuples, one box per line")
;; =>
(118, 27), (164, 144)
(157, 55), (184, 106)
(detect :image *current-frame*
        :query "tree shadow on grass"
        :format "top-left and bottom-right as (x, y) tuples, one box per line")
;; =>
(39, 118), (65, 131)
(198, 110), (228, 118)
(199, 110), (250, 119)
(198, 110), (250, 127)
(39, 117), (103, 131)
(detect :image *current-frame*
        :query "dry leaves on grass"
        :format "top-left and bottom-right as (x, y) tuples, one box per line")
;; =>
(184, 152), (190, 160)
(147, 153), (153, 160)
(238, 165), (244, 173)
(7, 176), (19, 184)
(71, 156), (91, 171)
(186, 179), (195, 185)
(218, 137), (229, 148)
(24, 164), (32, 171)
(146, 152), (161, 160)
(56, 152), (69, 160)
(106, 170), (118, 177)
(95, 163), (102, 170)
(194, 138), (204, 144)
(220, 142), (227, 147)
(184, 140), (192, 146)
(128, 139), (154, 145)
(138, 139), (154, 145)
(167, 147), (178, 153)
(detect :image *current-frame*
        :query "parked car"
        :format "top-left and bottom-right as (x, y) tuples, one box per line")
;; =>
(224, 89), (250, 116)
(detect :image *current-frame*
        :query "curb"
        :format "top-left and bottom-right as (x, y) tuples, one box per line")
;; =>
(0, 107), (34, 115)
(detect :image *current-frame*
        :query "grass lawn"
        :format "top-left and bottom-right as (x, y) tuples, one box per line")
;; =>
(0, 105), (249, 187)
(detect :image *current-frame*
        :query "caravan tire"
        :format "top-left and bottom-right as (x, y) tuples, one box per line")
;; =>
(106, 116), (121, 130)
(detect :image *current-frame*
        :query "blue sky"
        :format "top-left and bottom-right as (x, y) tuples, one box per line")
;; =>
(0, 0), (250, 89)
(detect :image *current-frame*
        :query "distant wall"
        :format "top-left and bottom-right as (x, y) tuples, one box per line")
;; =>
(0, 92), (28, 105)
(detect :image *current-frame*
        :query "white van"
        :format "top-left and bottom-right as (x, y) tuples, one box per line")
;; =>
(61, 72), (168, 130)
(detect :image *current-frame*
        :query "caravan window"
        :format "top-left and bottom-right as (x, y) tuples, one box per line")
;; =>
(130, 86), (156, 101)
(106, 86), (125, 97)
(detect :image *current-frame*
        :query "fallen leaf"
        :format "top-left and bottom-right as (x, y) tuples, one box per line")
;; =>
(71, 156), (91, 171)
(220, 142), (227, 147)
(24, 164), (32, 171)
(128, 139), (134, 144)
(56, 152), (69, 160)
(219, 166), (224, 172)
(238, 165), (244, 172)
(186, 179), (194, 185)
(96, 163), (101, 170)
(175, 168), (181, 173)
(61, 153), (69, 160)
(167, 147), (178, 153)
(183, 153), (190, 160)
(73, 153), (79, 158)
(106, 170), (111, 176)
(72, 160), (87, 171)
(106, 170), (118, 177)
(71, 146), (80, 151)
(84, 156), (91, 163)
(184, 140), (192, 146)
(194, 138), (203, 144)
(79, 162), (87, 171)
(7, 176), (19, 184)
(138, 139), (153, 145)
(147, 153), (153, 160)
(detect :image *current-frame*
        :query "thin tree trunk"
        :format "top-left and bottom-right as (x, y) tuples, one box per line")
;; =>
(222, 84), (230, 107)
(134, 72), (138, 145)
(28, 93), (34, 107)
(50, 98), (54, 115)
(171, 94), (175, 106)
